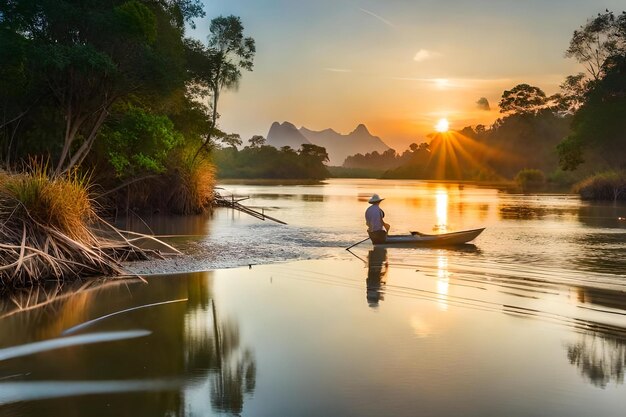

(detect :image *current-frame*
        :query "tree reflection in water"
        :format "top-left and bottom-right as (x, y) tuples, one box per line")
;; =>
(568, 286), (626, 388)
(567, 332), (626, 388)
(0, 273), (257, 416)
(209, 300), (256, 414)
(180, 277), (258, 415)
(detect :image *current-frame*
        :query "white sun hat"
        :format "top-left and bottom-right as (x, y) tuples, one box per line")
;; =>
(368, 194), (384, 204)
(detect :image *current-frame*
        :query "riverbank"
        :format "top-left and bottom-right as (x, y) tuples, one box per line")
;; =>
(0, 170), (179, 287)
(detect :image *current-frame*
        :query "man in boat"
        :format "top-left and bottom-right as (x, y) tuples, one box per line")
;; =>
(365, 194), (390, 244)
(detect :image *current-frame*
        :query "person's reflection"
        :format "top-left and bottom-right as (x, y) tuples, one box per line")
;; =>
(366, 247), (388, 308)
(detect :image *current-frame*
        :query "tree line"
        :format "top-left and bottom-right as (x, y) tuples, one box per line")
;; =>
(212, 135), (330, 180)
(344, 10), (626, 189)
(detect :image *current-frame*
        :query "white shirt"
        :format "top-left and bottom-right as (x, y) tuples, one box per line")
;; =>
(365, 204), (385, 232)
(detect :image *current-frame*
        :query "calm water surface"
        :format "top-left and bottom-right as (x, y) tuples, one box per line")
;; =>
(1, 179), (625, 416)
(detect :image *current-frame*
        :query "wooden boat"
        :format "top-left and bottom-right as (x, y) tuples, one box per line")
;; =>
(375, 227), (485, 247)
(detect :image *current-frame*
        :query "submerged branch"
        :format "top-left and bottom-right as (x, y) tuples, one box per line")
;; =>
(213, 192), (287, 225)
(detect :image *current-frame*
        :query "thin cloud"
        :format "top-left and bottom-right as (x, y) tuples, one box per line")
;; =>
(413, 49), (441, 62)
(390, 77), (515, 89)
(358, 7), (394, 27)
(390, 77), (457, 89)
(323, 68), (352, 73)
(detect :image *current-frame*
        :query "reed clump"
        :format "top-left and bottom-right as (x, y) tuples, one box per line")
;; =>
(0, 166), (168, 287)
(109, 152), (216, 215)
(163, 154), (216, 215)
(573, 171), (626, 201)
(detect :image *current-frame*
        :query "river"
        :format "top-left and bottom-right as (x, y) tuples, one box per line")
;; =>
(0, 179), (625, 416)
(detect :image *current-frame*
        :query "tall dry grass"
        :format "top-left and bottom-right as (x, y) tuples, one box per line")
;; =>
(164, 154), (216, 215)
(115, 153), (216, 215)
(0, 164), (173, 287)
(2, 163), (94, 242)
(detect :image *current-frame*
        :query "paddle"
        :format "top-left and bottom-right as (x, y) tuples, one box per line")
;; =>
(345, 237), (370, 250)
(346, 223), (391, 250)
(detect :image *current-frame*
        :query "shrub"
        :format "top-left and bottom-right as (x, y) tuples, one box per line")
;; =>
(573, 171), (626, 201)
(515, 169), (545, 192)
(547, 169), (581, 188)
(117, 151), (216, 215)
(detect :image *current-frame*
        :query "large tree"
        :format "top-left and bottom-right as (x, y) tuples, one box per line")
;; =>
(558, 55), (626, 171)
(565, 10), (625, 82)
(558, 11), (626, 171)
(499, 84), (562, 115)
(186, 15), (255, 160)
(0, 0), (204, 173)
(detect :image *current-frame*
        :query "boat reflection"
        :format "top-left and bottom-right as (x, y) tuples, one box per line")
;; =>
(366, 247), (388, 308)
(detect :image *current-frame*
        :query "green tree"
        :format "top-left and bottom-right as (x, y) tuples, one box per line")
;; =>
(499, 84), (549, 115)
(297, 144), (330, 179)
(188, 15), (255, 159)
(558, 11), (626, 171)
(299, 144), (329, 163)
(248, 135), (266, 148)
(565, 10), (624, 81)
(100, 104), (183, 178)
(558, 73), (589, 114)
(557, 58), (626, 171)
(0, 0), (204, 174)
(381, 142), (431, 180)
(212, 143), (331, 180)
(220, 133), (242, 148)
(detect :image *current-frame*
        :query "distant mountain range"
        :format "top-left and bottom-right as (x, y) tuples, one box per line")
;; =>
(266, 121), (390, 165)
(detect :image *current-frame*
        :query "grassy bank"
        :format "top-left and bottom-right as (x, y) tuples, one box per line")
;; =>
(0, 168), (172, 287)
(573, 171), (626, 201)
(107, 153), (217, 215)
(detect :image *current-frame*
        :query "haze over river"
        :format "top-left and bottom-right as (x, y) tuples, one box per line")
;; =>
(1, 179), (625, 416)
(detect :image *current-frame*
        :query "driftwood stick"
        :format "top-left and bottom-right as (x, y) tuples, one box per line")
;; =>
(213, 192), (287, 225)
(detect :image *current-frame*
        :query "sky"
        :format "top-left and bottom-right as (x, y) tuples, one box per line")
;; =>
(189, 0), (625, 151)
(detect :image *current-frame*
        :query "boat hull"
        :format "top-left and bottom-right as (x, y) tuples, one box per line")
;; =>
(375, 228), (485, 247)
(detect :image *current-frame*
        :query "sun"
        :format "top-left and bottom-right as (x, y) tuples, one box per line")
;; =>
(435, 118), (450, 133)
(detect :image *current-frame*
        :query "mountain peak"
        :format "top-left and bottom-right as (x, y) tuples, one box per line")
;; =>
(266, 121), (311, 149)
(281, 121), (297, 129)
(351, 124), (370, 136)
(269, 120), (390, 165)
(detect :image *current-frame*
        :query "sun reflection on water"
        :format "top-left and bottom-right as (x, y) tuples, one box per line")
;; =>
(437, 253), (450, 311)
(435, 189), (448, 232)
